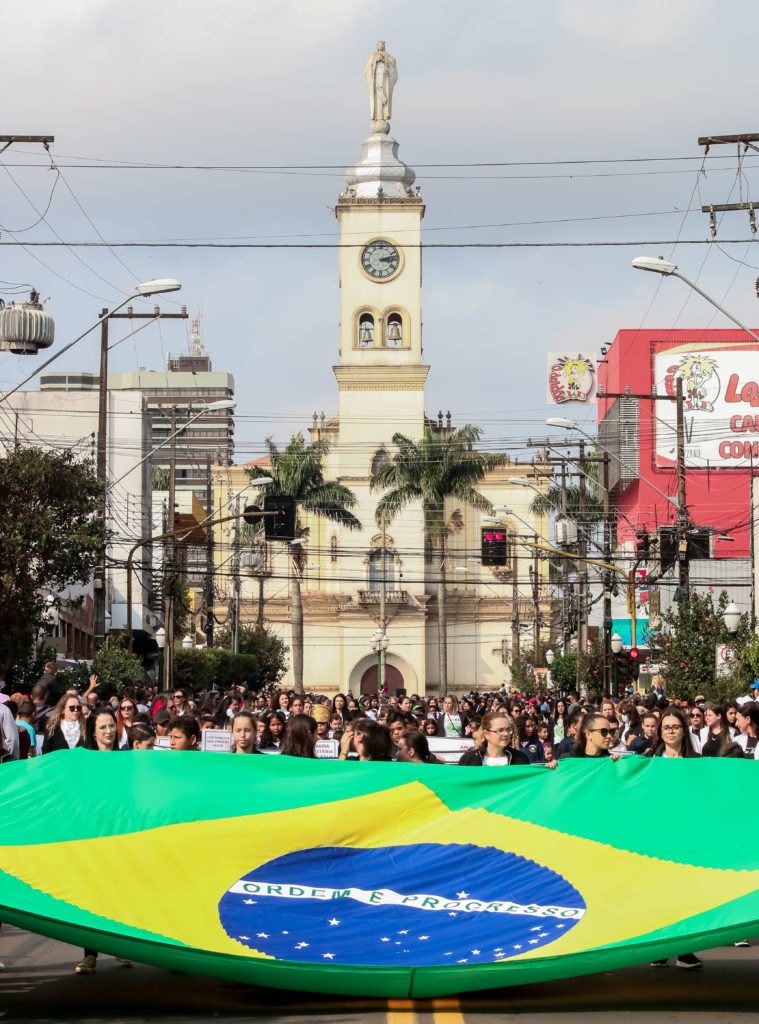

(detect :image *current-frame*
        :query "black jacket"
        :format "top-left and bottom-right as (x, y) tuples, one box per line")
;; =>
(458, 746), (530, 766)
(42, 726), (84, 754)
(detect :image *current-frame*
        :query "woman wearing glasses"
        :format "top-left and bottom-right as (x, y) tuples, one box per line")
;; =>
(645, 708), (699, 759)
(573, 715), (620, 759)
(42, 695), (85, 753)
(458, 713), (530, 766)
(116, 699), (137, 750)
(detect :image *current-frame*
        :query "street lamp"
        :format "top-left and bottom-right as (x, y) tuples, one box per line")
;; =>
(631, 257), (759, 344)
(370, 628), (389, 694)
(181, 635), (193, 650)
(723, 601), (741, 634)
(546, 648), (555, 665)
(610, 630), (623, 699)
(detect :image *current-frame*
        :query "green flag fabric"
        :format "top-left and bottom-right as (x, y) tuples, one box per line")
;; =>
(0, 749), (757, 997)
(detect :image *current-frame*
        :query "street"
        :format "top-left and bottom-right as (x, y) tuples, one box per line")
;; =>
(2, 925), (758, 1023)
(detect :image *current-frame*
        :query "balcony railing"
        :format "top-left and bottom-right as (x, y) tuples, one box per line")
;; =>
(357, 589), (407, 605)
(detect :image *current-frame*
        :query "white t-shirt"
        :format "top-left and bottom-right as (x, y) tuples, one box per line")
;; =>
(482, 754), (511, 766)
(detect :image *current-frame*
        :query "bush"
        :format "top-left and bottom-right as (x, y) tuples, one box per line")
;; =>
(173, 648), (261, 691)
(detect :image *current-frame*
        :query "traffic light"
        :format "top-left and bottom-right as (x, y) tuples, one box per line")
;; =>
(634, 530), (650, 557)
(263, 495), (296, 541)
(242, 503), (261, 525)
(481, 526), (508, 566)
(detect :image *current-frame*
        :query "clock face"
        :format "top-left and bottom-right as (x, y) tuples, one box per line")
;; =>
(361, 240), (400, 280)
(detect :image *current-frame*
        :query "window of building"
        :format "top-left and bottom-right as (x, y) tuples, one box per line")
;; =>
(368, 548), (395, 593)
(371, 449), (390, 475)
(331, 535), (338, 563)
(358, 313), (375, 348)
(386, 312), (403, 347)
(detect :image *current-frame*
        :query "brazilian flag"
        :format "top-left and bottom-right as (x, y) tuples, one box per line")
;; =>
(1, 749), (758, 997)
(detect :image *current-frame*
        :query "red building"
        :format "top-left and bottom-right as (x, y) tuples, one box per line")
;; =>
(598, 329), (757, 558)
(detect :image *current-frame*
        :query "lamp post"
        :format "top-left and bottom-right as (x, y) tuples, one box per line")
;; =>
(723, 601), (741, 634)
(611, 631), (623, 698)
(154, 626), (166, 689)
(370, 628), (389, 694)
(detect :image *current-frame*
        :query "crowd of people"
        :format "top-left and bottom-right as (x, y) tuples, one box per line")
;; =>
(2, 662), (758, 974)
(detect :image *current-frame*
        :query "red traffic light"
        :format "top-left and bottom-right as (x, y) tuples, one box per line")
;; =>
(629, 648), (639, 660)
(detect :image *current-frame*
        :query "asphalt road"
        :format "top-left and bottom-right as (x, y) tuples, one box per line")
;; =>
(2, 925), (759, 1023)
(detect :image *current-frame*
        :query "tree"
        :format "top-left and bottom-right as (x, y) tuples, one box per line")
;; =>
(213, 622), (288, 687)
(0, 446), (105, 674)
(91, 636), (144, 697)
(247, 433), (361, 694)
(370, 424), (508, 695)
(647, 589), (753, 702)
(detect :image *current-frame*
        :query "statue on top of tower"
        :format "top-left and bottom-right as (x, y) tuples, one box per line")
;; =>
(365, 41), (397, 134)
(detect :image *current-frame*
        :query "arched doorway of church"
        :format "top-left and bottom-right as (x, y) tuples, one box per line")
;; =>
(360, 663), (404, 696)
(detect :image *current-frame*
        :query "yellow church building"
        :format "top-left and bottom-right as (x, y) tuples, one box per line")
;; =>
(211, 44), (551, 696)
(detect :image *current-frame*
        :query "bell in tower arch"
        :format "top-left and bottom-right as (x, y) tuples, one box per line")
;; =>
(386, 313), (403, 348)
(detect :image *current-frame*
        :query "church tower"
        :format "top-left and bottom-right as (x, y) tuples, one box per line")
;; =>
(333, 41), (428, 477)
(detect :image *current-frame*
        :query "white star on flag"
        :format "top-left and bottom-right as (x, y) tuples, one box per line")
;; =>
(328, 918), (340, 926)
(556, 924), (565, 929)
(282, 931), (289, 935)
(256, 932), (269, 938)
(538, 932), (548, 937)
(398, 929), (409, 934)
(529, 939), (539, 945)
(456, 891), (469, 898)
(530, 926), (541, 932)
(448, 912), (458, 917)
(322, 953), (335, 960)
(380, 937), (390, 942)
(471, 949), (481, 956)
(513, 944), (522, 950)
(243, 899), (257, 905)
(457, 958), (468, 963)
(238, 935), (249, 940)
(295, 942), (309, 949)
(418, 936), (429, 941)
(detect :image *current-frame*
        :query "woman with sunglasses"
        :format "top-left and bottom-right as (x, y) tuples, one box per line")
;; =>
(116, 699), (137, 750)
(42, 695), (85, 753)
(573, 715), (621, 759)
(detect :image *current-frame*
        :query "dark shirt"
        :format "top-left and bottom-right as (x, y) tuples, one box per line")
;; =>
(458, 746), (530, 766)
(555, 736), (576, 759)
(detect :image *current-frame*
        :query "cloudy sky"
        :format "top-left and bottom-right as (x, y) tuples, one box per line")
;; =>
(1, 0), (758, 460)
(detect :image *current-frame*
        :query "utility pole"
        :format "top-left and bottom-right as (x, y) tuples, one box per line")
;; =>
(511, 543), (521, 666)
(204, 458), (214, 648)
(577, 442), (588, 686)
(529, 536), (541, 664)
(230, 496), (241, 654)
(602, 453), (613, 693)
(94, 305), (188, 651)
(163, 405), (178, 690)
(379, 521), (387, 691)
(675, 376), (690, 600)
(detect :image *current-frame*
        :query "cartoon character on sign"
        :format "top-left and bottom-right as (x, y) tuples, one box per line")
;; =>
(666, 356), (720, 412)
(549, 355), (595, 404)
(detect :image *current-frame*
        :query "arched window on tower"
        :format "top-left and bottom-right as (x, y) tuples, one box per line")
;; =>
(368, 548), (396, 594)
(330, 535), (338, 564)
(386, 312), (403, 348)
(358, 313), (375, 348)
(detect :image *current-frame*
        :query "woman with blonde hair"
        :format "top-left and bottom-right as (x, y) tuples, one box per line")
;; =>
(42, 695), (85, 753)
(457, 712), (529, 766)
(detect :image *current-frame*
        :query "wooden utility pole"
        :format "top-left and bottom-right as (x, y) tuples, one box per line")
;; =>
(675, 376), (690, 600)
(511, 543), (521, 663)
(204, 458), (214, 647)
(164, 405), (178, 689)
(577, 441), (588, 688)
(602, 453), (613, 693)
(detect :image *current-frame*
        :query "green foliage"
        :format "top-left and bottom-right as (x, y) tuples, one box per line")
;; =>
(213, 623), (288, 686)
(92, 636), (143, 697)
(370, 424), (508, 539)
(548, 650), (579, 694)
(173, 648), (261, 691)
(509, 650), (538, 696)
(151, 466), (170, 491)
(647, 589), (754, 701)
(0, 446), (105, 673)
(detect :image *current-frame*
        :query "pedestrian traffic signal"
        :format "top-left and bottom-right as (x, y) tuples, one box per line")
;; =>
(264, 495), (296, 541)
(481, 526), (508, 566)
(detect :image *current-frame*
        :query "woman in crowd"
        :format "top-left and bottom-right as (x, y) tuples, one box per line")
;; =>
(573, 714), (619, 759)
(281, 714), (317, 758)
(276, 691), (291, 718)
(551, 698), (570, 748)
(701, 702), (733, 757)
(645, 708), (699, 759)
(618, 700), (643, 748)
(518, 715), (547, 764)
(423, 718), (439, 738)
(735, 703), (759, 759)
(127, 723), (156, 750)
(397, 729), (443, 765)
(42, 695), (85, 753)
(265, 711), (286, 749)
(339, 719), (393, 761)
(116, 697), (138, 750)
(84, 706), (119, 752)
(438, 694), (468, 737)
(231, 712), (260, 754)
(331, 693), (349, 722)
(458, 713), (530, 766)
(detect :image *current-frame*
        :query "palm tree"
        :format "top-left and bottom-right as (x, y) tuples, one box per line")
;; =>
(247, 433), (361, 694)
(370, 424), (508, 695)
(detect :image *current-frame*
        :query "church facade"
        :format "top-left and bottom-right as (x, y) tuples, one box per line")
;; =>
(211, 44), (551, 696)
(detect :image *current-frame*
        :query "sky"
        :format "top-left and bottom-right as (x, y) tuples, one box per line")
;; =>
(1, 0), (759, 463)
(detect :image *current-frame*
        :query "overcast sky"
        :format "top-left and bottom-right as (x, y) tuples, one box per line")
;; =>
(1, 0), (758, 461)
